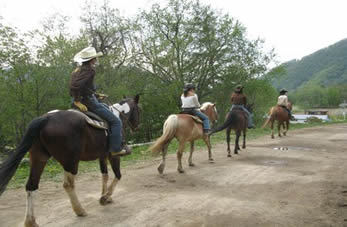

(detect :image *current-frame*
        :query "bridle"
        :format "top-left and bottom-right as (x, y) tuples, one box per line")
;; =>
(112, 103), (139, 132)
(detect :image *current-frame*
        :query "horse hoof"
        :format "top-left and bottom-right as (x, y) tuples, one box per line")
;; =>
(76, 209), (88, 217)
(208, 158), (214, 162)
(24, 220), (39, 227)
(99, 196), (113, 205)
(189, 163), (195, 167)
(178, 169), (185, 173)
(271, 136), (274, 139)
(157, 165), (165, 174)
(227, 154), (232, 157)
(242, 146), (246, 149)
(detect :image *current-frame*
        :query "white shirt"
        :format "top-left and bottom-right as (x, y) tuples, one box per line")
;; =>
(181, 94), (201, 108)
(277, 95), (288, 106)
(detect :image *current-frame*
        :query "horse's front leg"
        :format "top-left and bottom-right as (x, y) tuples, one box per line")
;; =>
(99, 158), (113, 205)
(226, 127), (232, 157)
(270, 119), (275, 139)
(63, 171), (87, 216)
(202, 135), (213, 162)
(188, 141), (195, 166)
(283, 120), (289, 136)
(100, 156), (121, 205)
(177, 142), (185, 173)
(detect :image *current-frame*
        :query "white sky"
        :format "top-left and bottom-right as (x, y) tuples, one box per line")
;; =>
(1, 0), (347, 63)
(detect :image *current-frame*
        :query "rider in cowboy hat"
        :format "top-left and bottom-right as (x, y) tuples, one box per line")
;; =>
(181, 83), (211, 135)
(69, 46), (131, 156)
(230, 84), (255, 129)
(277, 88), (294, 120)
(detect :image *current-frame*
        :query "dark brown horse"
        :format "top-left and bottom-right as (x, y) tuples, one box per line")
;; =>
(209, 105), (252, 157)
(0, 95), (140, 227)
(263, 101), (292, 139)
(148, 102), (218, 174)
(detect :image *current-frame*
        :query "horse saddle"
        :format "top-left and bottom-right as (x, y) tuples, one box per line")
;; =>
(68, 109), (109, 130)
(179, 110), (203, 124)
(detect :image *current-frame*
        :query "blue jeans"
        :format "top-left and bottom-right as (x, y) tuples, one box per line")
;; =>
(192, 109), (210, 130)
(231, 105), (254, 127)
(84, 95), (122, 152)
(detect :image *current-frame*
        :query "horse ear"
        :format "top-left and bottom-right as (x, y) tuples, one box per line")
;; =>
(123, 95), (127, 99)
(213, 103), (216, 107)
(134, 94), (140, 103)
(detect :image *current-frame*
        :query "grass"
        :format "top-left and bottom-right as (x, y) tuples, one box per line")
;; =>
(5, 119), (347, 189)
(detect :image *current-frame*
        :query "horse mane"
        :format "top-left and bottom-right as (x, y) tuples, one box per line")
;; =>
(200, 102), (213, 111)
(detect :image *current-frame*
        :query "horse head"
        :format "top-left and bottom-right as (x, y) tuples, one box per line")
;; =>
(110, 94), (141, 131)
(201, 102), (218, 125)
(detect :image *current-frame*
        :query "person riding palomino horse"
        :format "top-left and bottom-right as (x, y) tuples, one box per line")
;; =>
(148, 83), (217, 174)
(70, 46), (130, 156)
(181, 83), (211, 135)
(230, 85), (255, 129)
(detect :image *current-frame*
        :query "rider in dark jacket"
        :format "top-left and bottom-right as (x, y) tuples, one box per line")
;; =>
(70, 46), (131, 156)
(230, 85), (254, 129)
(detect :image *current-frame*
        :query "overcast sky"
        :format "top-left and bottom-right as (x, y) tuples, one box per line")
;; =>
(1, 0), (347, 63)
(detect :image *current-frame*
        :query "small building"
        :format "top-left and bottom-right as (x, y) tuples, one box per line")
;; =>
(304, 110), (329, 115)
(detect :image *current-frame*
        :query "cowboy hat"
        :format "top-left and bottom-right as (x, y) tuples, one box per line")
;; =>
(235, 84), (244, 92)
(73, 46), (103, 63)
(280, 88), (288, 93)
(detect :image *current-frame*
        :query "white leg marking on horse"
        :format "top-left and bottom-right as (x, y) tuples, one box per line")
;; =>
(102, 174), (108, 195)
(24, 191), (38, 227)
(100, 178), (119, 205)
(63, 171), (87, 216)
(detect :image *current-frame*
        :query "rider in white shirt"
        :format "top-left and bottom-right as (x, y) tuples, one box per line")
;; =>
(181, 83), (211, 135)
(277, 88), (294, 120)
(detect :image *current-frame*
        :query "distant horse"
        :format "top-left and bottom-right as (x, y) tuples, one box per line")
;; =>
(263, 101), (292, 139)
(0, 95), (140, 227)
(209, 104), (252, 157)
(148, 102), (218, 174)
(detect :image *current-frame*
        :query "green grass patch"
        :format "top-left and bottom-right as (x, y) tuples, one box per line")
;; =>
(5, 119), (347, 189)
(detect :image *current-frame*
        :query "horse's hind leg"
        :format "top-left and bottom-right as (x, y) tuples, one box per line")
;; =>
(158, 143), (169, 174)
(283, 121), (289, 136)
(100, 156), (121, 205)
(226, 127), (232, 157)
(24, 147), (50, 227)
(63, 171), (87, 217)
(270, 120), (275, 139)
(234, 130), (241, 154)
(177, 142), (185, 173)
(188, 141), (195, 166)
(242, 129), (246, 149)
(278, 121), (282, 137)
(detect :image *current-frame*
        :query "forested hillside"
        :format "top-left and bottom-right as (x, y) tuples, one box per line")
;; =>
(271, 38), (347, 108)
(273, 38), (347, 89)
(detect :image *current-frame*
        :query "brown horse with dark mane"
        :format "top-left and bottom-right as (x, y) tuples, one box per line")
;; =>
(148, 102), (217, 174)
(209, 104), (252, 157)
(263, 101), (292, 138)
(0, 95), (140, 227)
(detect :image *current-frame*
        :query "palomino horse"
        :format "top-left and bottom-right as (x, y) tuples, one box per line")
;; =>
(0, 95), (140, 227)
(148, 102), (218, 174)
(263, 101), (292, 139)
(210, 104), (252, 157)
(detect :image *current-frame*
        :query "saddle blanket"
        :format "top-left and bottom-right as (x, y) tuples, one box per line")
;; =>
(47, 109), (108, 130)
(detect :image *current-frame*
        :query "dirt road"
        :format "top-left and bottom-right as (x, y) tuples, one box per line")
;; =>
(1, 124), (347, 226)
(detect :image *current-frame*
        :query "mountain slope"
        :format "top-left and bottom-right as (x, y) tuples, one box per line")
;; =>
(272, 38), (347, 90)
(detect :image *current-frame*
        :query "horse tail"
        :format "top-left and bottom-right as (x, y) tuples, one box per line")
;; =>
(0, 115), (49, 196)
(210, 111), (234, 135)
(148, 115), (178, 154)
(262, 107), (275, 128)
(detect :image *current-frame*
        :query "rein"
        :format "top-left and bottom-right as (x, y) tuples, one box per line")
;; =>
(103, 97), (138, 132)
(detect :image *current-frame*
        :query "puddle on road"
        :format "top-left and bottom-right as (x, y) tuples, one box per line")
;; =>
(273, 146), (313, 151)
(262, 160), (287, 166)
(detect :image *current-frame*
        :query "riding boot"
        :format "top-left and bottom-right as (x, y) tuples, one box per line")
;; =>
(203, 129), (211, 136)
(110, 142), (132, 157)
